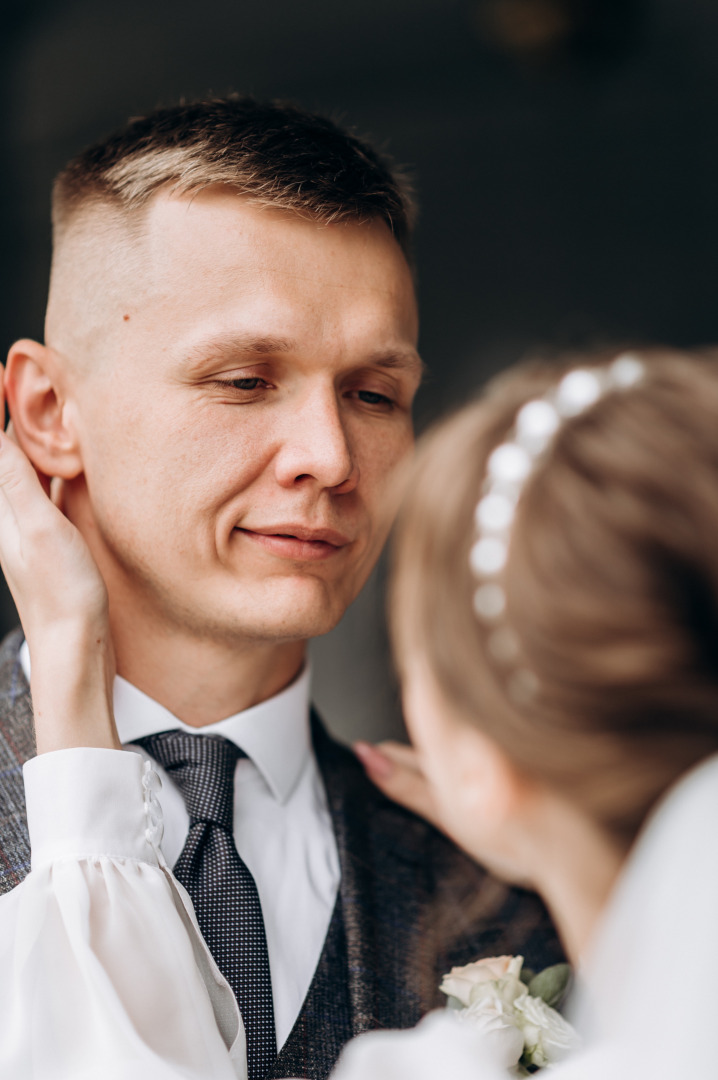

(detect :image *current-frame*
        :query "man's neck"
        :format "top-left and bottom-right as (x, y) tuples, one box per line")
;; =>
(110, 613), (306, 728)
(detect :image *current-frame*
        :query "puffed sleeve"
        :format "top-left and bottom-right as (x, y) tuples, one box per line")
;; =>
(329, 1009), (512, 1080)
(0, 747), (245, 1080)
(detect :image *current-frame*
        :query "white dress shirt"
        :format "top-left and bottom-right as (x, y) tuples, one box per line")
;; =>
(19, 640), (341, 1050)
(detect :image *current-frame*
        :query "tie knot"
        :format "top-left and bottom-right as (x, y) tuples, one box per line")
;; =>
(136, 731), (244, 831)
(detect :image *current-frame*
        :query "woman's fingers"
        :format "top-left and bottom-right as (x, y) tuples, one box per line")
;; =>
(0, 427), (49, 505)
(0, 428), (107, 628)
(0, 429), (51, 555)
(0, 427), (119, 754)
(5, 414), (52, 498)
(0, 370), (120, 753)
(354, 739), (444, 830)
(3, 362), (51, 498)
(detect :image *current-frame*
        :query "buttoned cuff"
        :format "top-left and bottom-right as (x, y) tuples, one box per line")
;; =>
(24, 747), (165, 868)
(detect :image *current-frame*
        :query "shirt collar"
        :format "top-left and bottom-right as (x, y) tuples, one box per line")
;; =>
(19, 639), (311, 805)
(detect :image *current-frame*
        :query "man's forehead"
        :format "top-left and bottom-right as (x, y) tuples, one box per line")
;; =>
(134, 194), (417, 334)
(47, 190), (418, 366)
(142, 188), (411, 280)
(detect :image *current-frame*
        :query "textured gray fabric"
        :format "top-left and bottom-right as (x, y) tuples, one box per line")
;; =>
(269, 891), (352, 1080)
(0, 628), (35, 895)
(0, 629), (564, 1078)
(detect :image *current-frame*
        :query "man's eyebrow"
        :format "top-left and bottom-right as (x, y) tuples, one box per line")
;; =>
(179, 334), (296, 368)
(369, 351), (427, 380)
(178, 336), (425, 379)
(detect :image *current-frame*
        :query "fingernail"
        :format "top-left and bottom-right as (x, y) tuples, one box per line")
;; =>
(353, 741), (394, 779)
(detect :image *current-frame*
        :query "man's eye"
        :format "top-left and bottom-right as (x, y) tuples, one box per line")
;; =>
(218, 377), (265, 391)
(356, 390), (393, 407)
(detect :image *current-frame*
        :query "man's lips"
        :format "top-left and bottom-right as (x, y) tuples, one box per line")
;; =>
(234, 525), (353, 562)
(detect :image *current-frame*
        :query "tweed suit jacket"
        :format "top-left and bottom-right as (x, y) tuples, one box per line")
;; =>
(0, 627), (564, 1076)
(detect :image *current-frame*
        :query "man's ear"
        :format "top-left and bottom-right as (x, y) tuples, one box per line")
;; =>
(5, 340), (83, 480)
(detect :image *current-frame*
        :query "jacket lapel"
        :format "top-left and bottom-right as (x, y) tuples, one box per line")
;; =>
(311, 711), (435, 1034)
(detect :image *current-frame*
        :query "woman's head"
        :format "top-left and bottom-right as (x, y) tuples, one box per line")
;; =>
(392, 348), (718, 865)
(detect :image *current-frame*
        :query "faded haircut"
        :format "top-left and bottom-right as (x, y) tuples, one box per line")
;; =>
(51, 96), (416, 255)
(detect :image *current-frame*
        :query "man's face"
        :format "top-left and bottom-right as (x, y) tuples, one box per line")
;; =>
(63, 191), (421, 645)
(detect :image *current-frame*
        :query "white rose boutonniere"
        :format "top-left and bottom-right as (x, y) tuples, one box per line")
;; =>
(441, 955), (526, 1009)
(440, 956), (580, 1074)
(513, 992), (578, 1068)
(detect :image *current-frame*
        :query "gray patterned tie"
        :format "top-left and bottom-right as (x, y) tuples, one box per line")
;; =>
(136, 730), (277, 1079)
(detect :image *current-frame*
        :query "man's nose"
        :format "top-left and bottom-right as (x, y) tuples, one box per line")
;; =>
(274, 388), (359, 494)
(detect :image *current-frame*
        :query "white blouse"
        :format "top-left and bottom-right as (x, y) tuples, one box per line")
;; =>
(1, 748), (244, 1080)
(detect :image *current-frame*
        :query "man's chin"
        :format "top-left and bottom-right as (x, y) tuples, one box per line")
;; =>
(211, 576), (354, 644)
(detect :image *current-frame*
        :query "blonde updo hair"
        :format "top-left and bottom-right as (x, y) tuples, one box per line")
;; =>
(391, 349), (718, 847)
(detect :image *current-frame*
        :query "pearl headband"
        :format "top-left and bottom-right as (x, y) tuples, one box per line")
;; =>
(470, 353), (646, 702)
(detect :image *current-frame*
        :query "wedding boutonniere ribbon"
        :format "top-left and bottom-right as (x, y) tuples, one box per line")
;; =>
(440, 955), (580, 1074)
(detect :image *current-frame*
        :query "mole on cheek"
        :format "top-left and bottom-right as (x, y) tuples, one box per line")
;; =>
(123, 314), (130, 322)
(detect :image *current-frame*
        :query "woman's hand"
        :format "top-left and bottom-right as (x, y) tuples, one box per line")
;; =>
(0, 367), (119, 753)
(354, 740), (444, 831)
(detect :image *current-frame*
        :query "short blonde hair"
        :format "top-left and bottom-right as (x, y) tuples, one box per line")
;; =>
(392, 349), (718, 845)
(52, 96), (415, 253)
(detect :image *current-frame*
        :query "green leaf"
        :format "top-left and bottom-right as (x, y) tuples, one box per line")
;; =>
(528, 963), (572, 1009)
(519, 967), (536, 987)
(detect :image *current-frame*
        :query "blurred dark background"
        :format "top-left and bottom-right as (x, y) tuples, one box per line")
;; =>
(2, 0), (717, 741)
